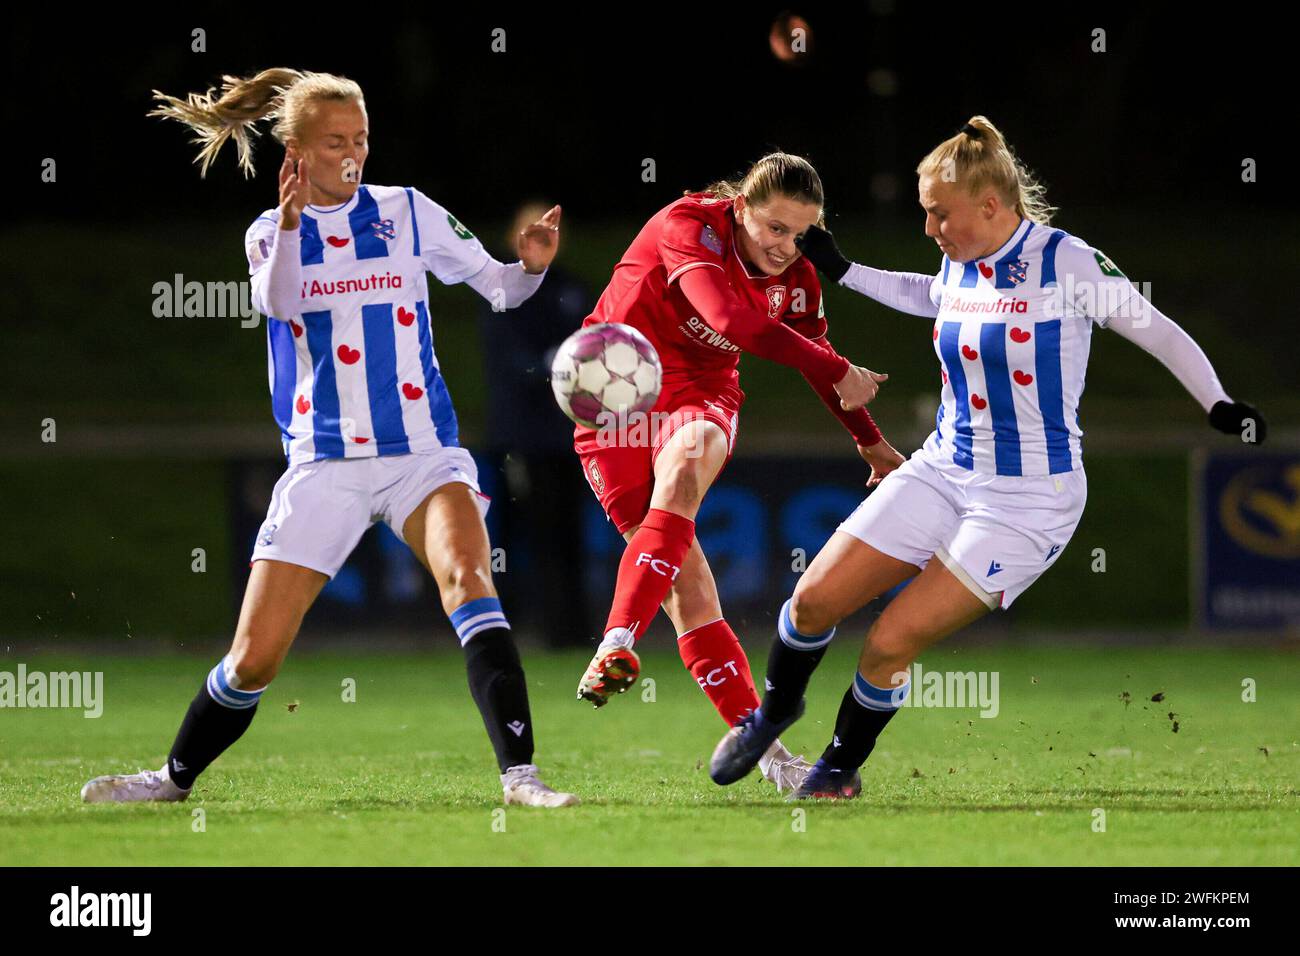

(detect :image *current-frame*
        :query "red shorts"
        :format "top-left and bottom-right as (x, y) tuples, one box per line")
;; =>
(574, 379), (744, 534)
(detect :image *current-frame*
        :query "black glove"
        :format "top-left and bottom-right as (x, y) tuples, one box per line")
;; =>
(796, 224), (852, 283)
(1209, 400), (1267, 444)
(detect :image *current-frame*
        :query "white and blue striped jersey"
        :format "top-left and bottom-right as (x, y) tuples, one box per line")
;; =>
(917, 220), (1138, 476)
(244, 184), (491, 465)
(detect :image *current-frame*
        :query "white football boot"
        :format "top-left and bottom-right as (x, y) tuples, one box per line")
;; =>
(576, 627), (641, 708)
(81, 765), (191, 804)
(758, 740), (813, 796)
(501, 764), (580, 808)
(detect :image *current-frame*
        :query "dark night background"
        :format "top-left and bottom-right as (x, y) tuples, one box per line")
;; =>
(5, 7), (1289, 223)
(1, 5), (1293, 642)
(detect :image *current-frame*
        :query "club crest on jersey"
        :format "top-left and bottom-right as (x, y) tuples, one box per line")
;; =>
(1006, 259), (1029, 285)
(258, 522), (277, 547)
(766, 285), (787, 318)
(587, 459), (605, 495)
(699, 224), (723, 256)
(370, 218), (396, 241)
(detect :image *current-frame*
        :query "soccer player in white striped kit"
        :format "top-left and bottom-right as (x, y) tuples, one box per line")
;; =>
(711, 116), (1267, 798)
(82, 69), (578, 807)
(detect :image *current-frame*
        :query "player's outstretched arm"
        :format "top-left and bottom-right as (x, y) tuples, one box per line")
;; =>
(797, 224), (940, 318)
(412, 191), (556, 311)
(462, 204), (561, 310)
(787, 309), (906, 486)
(676, 265), (886, 409)
(1107, 301), (1267, 443)
(1066, 238), (1267, 444)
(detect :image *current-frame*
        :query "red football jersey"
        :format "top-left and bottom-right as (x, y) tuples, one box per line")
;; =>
(584, 194), (830, 388)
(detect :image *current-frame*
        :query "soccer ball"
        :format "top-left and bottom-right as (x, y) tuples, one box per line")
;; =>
(550, 323), (663, 428)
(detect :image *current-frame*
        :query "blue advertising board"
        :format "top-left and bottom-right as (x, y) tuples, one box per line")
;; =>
(1197, 451), (1300, 629)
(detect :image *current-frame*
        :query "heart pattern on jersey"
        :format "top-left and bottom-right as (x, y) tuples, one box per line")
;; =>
(971, 393), (988, 410)
(402, 383), (424, 400)
(941, 369), (948, 384)
(337, 345), (361, 364)
(326, 236), (350, 248)
(962, 345), (978, 361)
(289, 320), (303, 338)
(353, 436), (369, 444)
(295, 394), (310, 414)
(1013, 370), (1034, 386)
(978, 262), (993, 279)
(397, 307), (415, 327)
(1010, 327), (1031, 343)
(932, 327), (939, 340)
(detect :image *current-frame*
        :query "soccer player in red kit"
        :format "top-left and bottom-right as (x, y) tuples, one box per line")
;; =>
(573, 152), (904, 792)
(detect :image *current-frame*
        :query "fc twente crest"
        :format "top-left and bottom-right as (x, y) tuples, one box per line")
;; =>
(766, 285), (787, 317)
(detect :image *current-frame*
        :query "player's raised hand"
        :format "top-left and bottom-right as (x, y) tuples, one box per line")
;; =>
(834, 364), (889, 410)
(518, 204), (562, 274)
(858, 439), (905, 489)
(278, 150), (311, 230)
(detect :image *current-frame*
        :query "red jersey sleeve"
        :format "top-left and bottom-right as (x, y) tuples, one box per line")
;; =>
(784, 272), (883, 447)
(659, 203), (728, 286)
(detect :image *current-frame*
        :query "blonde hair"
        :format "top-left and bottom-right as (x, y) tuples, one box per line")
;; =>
(691, 151), (825, 220)
(916, 116), (1057, 225)
(148, 68), (365, 178)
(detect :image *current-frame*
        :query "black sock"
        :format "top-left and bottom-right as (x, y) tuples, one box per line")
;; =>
(463, 627), (534, 772)
(761, 598), (835, 723)
(820, 680), (904, 772)
(167, 661), (262, 789)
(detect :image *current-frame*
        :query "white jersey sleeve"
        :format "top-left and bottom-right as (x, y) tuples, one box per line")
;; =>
(1056, 236), (1229, 412)
(408, 188), (545, 308)
(408, 189), (493, 284)
(840, 262), (942, 317)
(245, 212), (300, 322)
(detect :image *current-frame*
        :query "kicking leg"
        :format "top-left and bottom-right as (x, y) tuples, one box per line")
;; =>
(578, 419), (729, 707)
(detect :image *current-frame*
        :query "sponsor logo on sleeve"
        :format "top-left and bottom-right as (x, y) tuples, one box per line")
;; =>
(447, 213), (475, 240)
(699, 224), (723, 256)
(1094, 250), (1125, 278)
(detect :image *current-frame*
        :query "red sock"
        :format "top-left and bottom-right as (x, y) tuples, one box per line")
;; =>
(677, 618), (761, 727)
(604, 508), (695, 639)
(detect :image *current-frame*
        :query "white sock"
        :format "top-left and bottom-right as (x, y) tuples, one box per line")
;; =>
(599, 626), (636, 651)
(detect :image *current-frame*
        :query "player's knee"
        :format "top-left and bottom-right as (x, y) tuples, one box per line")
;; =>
(863, 620), (920, 669)
(227, 646), (280, 690)
(789, 585), (839, 637)
(654, 460), (703, 511)
(440, 556), (493, 610)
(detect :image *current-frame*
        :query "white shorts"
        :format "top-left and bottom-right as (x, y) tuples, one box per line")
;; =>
(836, 449), (1087, 609)
(250, 446), (490, 579)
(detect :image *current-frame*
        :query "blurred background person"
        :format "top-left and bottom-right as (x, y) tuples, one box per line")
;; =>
(477, 202), (594, 646)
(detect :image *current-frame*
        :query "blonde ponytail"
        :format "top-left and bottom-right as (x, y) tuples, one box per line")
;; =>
(149, 68), (364, 177)
(916, 115), (1057, 225)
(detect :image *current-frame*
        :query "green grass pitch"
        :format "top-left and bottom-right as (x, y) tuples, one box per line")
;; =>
(1, 643), (1296, 866)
